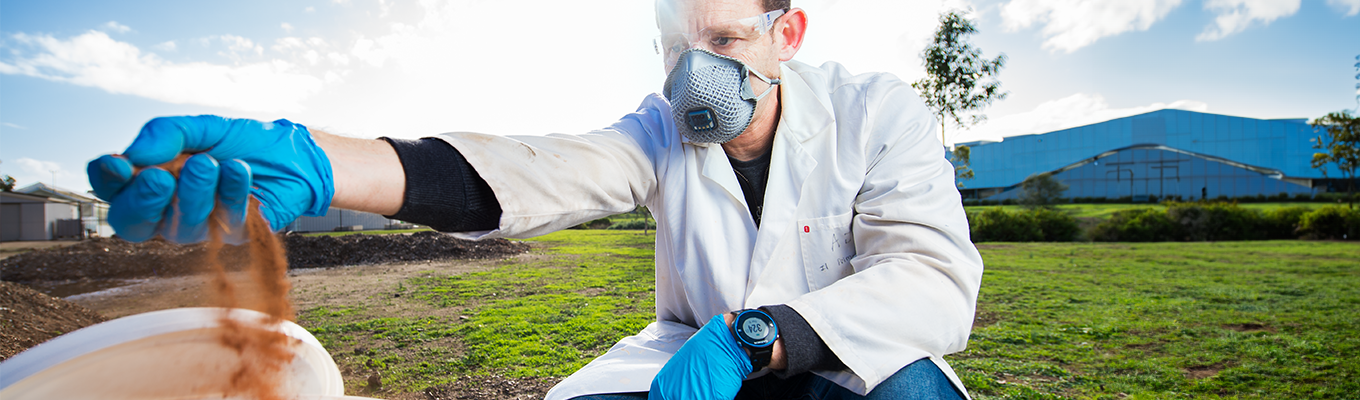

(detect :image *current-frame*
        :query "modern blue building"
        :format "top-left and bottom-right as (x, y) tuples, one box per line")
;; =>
(956, 109), (1350, 201)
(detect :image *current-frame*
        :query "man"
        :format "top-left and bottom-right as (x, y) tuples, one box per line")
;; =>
(87, 0), (984, 399)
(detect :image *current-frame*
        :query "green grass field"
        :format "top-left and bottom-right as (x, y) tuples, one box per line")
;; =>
(956, 241), (1358, 399)
(297, 230), (657, 393)
(295, 231), (1359, 398)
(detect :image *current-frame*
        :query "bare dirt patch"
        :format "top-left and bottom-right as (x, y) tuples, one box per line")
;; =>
(1185, 362), (1229, 379)
(0, 280), (106, 361)
(1223, 323), (1273, 333)
(422, 375), (562, 400)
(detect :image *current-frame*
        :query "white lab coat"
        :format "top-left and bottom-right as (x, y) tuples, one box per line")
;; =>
(438, 60), (984, 399)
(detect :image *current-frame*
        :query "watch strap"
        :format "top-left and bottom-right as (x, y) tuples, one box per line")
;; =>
(730, 309), (777, 370)
(747, 343), (773, 370)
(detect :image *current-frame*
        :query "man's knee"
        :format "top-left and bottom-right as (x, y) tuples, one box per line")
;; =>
(865, 358), (965, 400)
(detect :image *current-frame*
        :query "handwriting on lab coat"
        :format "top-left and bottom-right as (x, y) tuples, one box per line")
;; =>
(829, 231), (851, 251)
(799, 216), (856, 291)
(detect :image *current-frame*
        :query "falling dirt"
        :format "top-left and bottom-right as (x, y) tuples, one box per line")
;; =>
(199, 206), (292, 400)
(159, 153), (295, 400)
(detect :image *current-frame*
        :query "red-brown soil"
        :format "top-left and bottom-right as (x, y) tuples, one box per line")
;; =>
(0, 280), (106, 361)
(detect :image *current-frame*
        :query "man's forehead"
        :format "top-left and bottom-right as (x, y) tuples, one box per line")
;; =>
(656, 0), (765, 31)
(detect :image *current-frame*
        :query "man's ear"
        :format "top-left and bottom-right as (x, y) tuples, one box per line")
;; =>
(775, 8), (808, 62)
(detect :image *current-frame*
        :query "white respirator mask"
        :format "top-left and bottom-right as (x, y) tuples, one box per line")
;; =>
(662, 48), (780, 144)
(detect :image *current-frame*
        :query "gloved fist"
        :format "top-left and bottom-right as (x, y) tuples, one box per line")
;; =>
(87, 116), (333, 243)
(649, 315), (752, 400)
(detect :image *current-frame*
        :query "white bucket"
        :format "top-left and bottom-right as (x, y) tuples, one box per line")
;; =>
(0, 307), (380, 400)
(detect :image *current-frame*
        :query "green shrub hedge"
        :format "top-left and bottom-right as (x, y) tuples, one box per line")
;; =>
(1088, 208), (1183, 242)
(1165, 202), (1268, 241)
(968, 208), (1080, 242)
(1298, 205), (1360, 240)
(608, 220), (657, 230)
(967, 202), (1356, 242)
(1262, 206), (1313, 239)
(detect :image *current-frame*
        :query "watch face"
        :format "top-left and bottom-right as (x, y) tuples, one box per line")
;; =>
(741, 318), (769, 340)
(735, 310), (776, 347)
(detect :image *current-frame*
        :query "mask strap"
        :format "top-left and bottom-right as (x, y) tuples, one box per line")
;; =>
(746, 67), (781, 101)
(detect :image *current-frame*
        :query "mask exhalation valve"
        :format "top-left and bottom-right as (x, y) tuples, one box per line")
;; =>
(686, 109), (717, 131)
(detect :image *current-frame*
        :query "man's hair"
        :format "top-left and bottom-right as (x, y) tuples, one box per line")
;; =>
(764, 0), (790, 12)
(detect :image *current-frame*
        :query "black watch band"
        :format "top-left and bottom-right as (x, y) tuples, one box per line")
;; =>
(746, 343), (774, 370)
(730, 309), (779, 370)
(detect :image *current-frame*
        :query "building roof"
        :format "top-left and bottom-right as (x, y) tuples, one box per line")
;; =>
(15, 183), (108, 205)
(1, 190), (79, 204)
(959, 109), (1331, 190)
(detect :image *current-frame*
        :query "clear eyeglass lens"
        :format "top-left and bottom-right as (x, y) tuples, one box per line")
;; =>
(657, 10), (782, 69)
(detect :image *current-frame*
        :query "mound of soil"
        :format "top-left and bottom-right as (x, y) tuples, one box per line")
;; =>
(1, 231), (529, 283)
(1, 281), (107, 361)
(284, 231), (528, 268)
(0, 237), (240, 282)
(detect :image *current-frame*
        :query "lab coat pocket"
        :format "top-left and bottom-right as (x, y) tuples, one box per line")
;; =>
(798, 212), (855, 291)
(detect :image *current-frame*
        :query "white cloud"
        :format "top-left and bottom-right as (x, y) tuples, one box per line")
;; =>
(215, 34), (264, 60)
(377, 0), (392, 17)
(13, 157), (78, 181)
(0, 31), (324, 113)
(281, 22), (295, 33)
(326, 52), (349, 66)
(305, 6), (316, 13)
(9, 158), (83, 189)
(1001, 0), (1184, 53)
(1326, 0), (1360, 16)
(951, 93), (1209, 145)
(272, 0), (664, 138)
(787, 0), (962, 85)
(272, 37), (332, 67)
(2, 122), (26, 130)
(152, 40), (176, 52)
(15, 158), (62, 175)
(1197, 0), (1300, 41)
(102, 21), (131, 34)
(273, 37), (306, 51)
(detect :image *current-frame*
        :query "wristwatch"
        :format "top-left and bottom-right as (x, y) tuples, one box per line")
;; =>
(730, 309), (779, 370)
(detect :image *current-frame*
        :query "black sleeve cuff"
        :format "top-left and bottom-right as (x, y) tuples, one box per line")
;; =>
(379, 137), (502, 232)
(761, 304), (845, 377)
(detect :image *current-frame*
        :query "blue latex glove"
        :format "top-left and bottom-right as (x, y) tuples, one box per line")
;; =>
(649, 315), (753, 400)
(87, 116), (333, 243)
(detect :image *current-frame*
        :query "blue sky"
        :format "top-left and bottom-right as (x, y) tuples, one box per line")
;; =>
(2, 0), (1357, 194)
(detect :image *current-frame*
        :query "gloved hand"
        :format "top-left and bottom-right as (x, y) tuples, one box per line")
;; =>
(87, 116), (333, 243)
(649, 315), (752, 400)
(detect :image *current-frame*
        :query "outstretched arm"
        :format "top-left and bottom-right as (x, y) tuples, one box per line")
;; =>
(312, 131), (405, 216)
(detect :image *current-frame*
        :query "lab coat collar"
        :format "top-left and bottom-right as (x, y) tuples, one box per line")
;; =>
(773, 61), (836, 144)
(743, 62), (835, 296)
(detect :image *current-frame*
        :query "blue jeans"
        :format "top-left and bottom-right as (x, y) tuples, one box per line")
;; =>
(571, 357), (965, 400)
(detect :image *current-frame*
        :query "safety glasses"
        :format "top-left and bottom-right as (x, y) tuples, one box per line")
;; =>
(655, 9), (785, 70)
